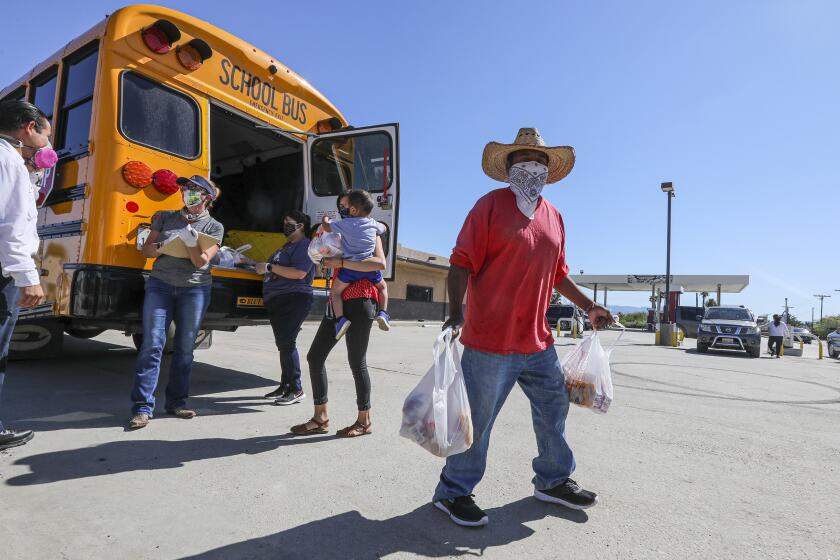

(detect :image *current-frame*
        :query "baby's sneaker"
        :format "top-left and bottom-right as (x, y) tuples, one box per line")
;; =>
(375, 310), (391, 331)
(335, 316), (351, 340)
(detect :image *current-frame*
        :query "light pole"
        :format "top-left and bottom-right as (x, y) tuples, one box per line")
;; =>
(814, 294), (831, 323)
(659, 182), (675, 344)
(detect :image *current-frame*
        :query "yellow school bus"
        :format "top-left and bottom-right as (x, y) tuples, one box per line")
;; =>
(0, 5), (399, 356)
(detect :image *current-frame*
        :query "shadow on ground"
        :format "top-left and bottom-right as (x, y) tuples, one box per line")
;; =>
(2, 335), (277, 432)
(180, 498), (588, 559)
(6, 433), (336, 485)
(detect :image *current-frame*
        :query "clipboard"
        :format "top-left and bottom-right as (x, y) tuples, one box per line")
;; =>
(158, 232), (221, 259)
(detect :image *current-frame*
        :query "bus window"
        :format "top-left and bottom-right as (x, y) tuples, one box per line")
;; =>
(310, 132), (392, 196)
(120, 72), (200, 159)
(30, 67), (58, 122)
(56, 45), (98, 157)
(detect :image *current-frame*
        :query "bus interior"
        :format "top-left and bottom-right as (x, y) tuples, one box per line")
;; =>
(209, 104), (304, 262)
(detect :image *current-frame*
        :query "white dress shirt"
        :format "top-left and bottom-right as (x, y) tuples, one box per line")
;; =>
(0, 138), (41, 287)
(768, 321), (789, 337)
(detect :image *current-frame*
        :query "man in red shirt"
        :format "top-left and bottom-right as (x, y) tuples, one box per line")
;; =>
(433, 128), (613, 527)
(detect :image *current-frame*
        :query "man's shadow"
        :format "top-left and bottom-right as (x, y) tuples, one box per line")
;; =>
(181, 498), (588, 559)
(6, 433), (334, 486)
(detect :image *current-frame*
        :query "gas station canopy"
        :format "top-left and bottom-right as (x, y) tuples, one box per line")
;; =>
(568, 275), (749, 293)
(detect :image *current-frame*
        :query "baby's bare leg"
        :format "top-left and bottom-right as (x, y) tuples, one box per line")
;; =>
(331, 278), (349, 318)
(376, 280), (389, 311)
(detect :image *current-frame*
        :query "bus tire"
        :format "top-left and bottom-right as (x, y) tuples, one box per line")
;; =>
(9, 319), (64, 360)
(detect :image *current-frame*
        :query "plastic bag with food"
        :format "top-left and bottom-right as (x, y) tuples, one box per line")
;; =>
(399, 328), (473, 457)
(561, 327), (624, 414)
(307, 231), (343, 264)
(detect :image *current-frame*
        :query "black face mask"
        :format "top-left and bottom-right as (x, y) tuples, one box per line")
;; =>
(284, 223), (299, 236)
(338, 207), (352, 219)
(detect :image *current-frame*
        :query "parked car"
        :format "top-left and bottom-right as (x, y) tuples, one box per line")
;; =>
(675, 305), (704, 338)
(546, 304), (585, 333)
(827, 329), (840, 359)
(696, 305), (761, 358)
(791, 327), (815, 344)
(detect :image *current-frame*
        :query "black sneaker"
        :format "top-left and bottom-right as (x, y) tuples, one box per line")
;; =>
(274, 390), (305, 406)
(0, 429), (34, 451)
(534, 478), (598, 510)
(264, 386), (287, 399)
(434, 495), (489, 527)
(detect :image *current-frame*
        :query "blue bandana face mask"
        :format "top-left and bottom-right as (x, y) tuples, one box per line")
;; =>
(508, 161), (549, 218)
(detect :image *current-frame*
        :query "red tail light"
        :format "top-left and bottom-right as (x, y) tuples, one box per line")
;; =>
(126, 201), (140, 213)
(141, 19), (181, 54)
(177, 39), (213, 71)
(152, 169), (179, 195)
(122, 161), (152, 188)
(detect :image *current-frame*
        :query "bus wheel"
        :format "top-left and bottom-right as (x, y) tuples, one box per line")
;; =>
(65, 325), (105, 339)
(9, 320), (64, 360)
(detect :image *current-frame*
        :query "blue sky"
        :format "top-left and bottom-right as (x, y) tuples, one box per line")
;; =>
(2, 1), (837, 318)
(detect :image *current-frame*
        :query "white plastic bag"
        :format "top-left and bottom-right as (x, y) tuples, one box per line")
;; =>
(307, 231), (343, 264)
(399, 328), (473, 457)
(561, 327), (624, 414)
(214, 244), (252, 269)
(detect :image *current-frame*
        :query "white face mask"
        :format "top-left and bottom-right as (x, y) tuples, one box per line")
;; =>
(182, 189), (204, 208)
(508, 161), (548, 218)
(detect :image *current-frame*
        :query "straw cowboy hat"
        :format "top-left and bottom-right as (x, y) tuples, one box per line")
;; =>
(482, 128), (575, 184)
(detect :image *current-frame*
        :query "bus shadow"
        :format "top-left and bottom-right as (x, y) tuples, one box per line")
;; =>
(3, 336), (278, 432)
(180, 499), (588, 559)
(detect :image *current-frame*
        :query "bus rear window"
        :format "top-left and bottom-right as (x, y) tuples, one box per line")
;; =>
(120, 72), (200, 159)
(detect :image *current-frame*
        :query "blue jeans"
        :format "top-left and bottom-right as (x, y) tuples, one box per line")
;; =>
(130, 276), (211, 416)
(0, 275), (20, 432)
(265, 292), (314, 393)
(433, 345), (576, 502)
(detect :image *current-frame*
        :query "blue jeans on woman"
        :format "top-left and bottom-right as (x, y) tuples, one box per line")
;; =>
(433, 345), (576, 502)
(131, 276), (211, 416)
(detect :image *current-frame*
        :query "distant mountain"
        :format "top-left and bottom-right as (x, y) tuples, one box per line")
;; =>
(609, 305), (648, 314)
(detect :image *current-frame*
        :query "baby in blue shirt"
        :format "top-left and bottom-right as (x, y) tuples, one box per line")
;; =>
(321, 190), (390, 339)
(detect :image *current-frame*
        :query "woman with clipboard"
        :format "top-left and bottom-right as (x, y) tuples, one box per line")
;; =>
(128, 175), (224, 430)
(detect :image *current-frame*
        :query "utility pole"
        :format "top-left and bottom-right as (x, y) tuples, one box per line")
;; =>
(814, 294), (831, 323)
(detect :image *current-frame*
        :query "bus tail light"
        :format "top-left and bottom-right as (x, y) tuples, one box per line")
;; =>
(141, 19), (181, 54)
(122, 161), (152, 188)
(177, 39), (213, 71)
(152, 169), (179, 195)
(316, 117), (343, 134)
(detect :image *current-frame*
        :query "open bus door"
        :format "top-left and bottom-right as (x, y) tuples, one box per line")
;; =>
(304, 124), (399, 279)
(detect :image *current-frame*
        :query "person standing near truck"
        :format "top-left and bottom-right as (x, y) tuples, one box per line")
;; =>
(767, 314), (789, 358)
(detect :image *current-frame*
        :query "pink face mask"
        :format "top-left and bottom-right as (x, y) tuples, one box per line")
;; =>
(30, 142), (58, 169)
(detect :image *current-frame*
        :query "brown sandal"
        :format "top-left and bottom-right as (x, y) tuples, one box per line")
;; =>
(290, 417), (329, 435)
(336, 421), (372, 438)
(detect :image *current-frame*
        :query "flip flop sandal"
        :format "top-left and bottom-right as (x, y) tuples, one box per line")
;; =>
(290, 417), (329, 435)
(336, 421), (372, 438)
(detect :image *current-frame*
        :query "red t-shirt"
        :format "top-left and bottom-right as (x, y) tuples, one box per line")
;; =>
(451, 188), (569, 354)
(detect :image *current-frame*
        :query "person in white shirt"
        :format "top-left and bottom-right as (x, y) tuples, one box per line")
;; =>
(767, 314), (789, 358)
(0, 100), (51, 451)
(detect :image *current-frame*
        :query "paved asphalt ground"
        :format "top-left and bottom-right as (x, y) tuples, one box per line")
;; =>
(0, 324), (838, 559)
